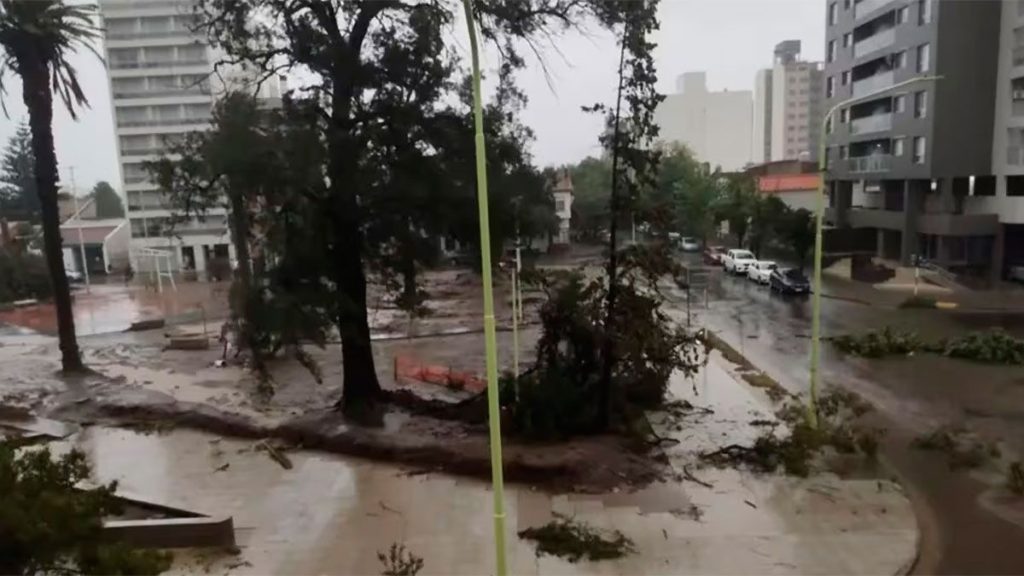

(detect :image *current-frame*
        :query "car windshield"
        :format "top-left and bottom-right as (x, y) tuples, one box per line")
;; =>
(784, 269), (806, 280)
(734, 251), (754, 260)
(762, 262), (776, 270)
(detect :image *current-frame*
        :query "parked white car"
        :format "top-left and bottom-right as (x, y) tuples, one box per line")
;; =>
(680, 237), (700, 252)
(722, 249), (757, 275)
(747, 260), (777, 284)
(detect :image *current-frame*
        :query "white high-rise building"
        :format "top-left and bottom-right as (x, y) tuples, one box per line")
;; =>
(753, 40), (825, 163)
(655, 72), (753, 171)
(99, 0), (280, 274)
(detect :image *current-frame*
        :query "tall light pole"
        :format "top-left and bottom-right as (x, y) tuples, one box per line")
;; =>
(461, 1), (508, 575)
(808, 75), (941, 428)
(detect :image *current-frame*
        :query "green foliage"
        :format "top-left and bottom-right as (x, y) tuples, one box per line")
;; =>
(899, 295), (937, 309)
(779, 207), (815, 271)
(518, 516), (635, 563)
(0, 123), (38, 220)
(0, 248), (50, 303)
(568, 156), (612, 241)
(90, 181), (124, 219)
(718, 175), (758, 248)
(0, 440), (171, 575)
(832, 327), (1024, 365)
(1007, 461), (1024, 496)
(377, 543), (423, 576)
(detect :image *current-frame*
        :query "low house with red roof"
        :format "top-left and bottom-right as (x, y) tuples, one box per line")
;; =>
(746, 159), (821, 212)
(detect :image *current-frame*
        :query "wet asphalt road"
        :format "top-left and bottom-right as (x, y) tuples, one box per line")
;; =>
(684, 262), (1024, 575)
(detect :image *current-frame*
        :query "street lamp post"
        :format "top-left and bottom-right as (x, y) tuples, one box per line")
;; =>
(808, 75), (941, 428)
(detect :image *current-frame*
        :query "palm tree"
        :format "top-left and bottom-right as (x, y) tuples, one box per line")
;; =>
(0, 0), (100, 372)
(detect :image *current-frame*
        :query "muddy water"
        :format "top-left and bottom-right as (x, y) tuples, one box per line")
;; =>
(700, 272), (1024, 574)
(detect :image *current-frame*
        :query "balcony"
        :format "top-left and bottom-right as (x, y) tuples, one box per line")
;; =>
(1009, 146), (1024, 166)
(847, 154), (892, 173)
(113, 87), (211, 100)
(106, 29), (194, 40)
(1015, 46), (1024, 67)
(918, 213), (999, 236)
(121, 146), (166, 156)
(848, 207), (904, 230)
(117, 117), (211, 128)
(852, 70), (894, 98)
(124, 175), (150, 184)
(853, 28), (896, 59)
(109, 59), (208, 70)
(854, 0), (896, 20)
(850, 113), (893, 135)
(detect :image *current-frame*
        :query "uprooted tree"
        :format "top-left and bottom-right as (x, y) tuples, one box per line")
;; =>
(190, 0), (662, 412)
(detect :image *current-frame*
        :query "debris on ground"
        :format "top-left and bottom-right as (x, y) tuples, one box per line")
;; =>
(912, 426), (1001, 470)
(378, 543), (424, 576)
(518, 516), (635, 563)
(1007, 461), (1024, 496)
(256, 440), (293, 469)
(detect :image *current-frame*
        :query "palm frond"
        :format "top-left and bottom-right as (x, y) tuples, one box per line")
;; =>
(0, 0), (102, 117)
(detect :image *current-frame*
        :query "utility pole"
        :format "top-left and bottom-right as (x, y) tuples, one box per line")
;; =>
(69, 167), (90, 293)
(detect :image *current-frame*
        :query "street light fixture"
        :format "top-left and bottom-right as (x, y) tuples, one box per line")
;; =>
(807, 74), (941, 428)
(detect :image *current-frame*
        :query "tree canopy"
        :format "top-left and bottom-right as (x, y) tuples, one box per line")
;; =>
(90, 181), (123, 219)
(0, 123), (38, 220)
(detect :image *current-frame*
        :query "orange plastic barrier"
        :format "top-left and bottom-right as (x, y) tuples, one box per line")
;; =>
(394, 355), (486, 392)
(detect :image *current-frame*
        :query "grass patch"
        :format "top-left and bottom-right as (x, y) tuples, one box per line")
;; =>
(701, 331), (755, 371)
(518, 517), (635, 563)
(899, 295), (937, 309)
(912, 425), (1000, 470)
(741, 371), (790, 403)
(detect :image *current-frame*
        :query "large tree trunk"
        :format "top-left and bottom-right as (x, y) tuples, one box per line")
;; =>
(227, 186), (258, 360)
(21, 61), (83, 372)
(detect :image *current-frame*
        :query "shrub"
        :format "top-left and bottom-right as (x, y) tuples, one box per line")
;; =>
(941, 329), (1024, 365)
(0, 440), (171, 575)
(899, 295), (937, 309)
(518, 517), (634, 562)
(0, 249), (51, 304)
(831, 327), (922, 358)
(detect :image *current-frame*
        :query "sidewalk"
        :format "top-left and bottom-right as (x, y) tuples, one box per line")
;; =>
(821, 275), (1024, 312)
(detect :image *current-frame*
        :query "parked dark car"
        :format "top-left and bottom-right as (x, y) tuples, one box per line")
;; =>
(769, 267), (810, 294)
(703, 245), (725, 265)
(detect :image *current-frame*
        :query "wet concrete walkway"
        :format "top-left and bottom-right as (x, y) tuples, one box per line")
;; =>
(54, 354), (917, 575)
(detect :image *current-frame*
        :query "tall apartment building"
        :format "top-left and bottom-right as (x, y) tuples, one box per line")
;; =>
(654, 72), (753, 171)
(753, 41), (826, 163)
(823, 0), (1019, 282)
(99, 0), (280, 274)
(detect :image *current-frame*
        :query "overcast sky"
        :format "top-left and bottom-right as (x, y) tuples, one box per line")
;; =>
(0, 0), (823, 194)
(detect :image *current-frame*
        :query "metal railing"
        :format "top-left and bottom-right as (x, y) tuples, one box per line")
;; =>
(853, 28), (895, 59)
(850, 113), (893, 134)
(121, 147), (165, 156)
(117, 116), (211, 127)
(113, 87), (211, 99)
(854, 0), (896, 19)
(124, 175), (150, 184)
(109, 59), (207, 70)
(1008, 146), (1024, 166)
(106, 29), (194, 40)
(852, 70), (894, 98)
(847, 155), (892, 173)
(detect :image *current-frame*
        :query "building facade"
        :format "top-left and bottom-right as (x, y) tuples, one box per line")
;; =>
(99, 0), (280, 274)
(754, 41), (826, 164)
(823, 0), (1012, 281)
(655, 72), (753, 171)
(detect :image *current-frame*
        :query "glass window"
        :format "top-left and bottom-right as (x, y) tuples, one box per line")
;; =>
(841, 70), (850, 85)
(840, 108), (849, 123)
(894, 94), (906, 113)
(913, 136), (926, 164)
(826, 116), (834, 134)
(914, 90), (927, 118)
(829, 2), (838, 25)
(893, 138), (905, 156)
(826, 76), (835, 98)
(840, 145), (848, 159)
(897, 6), (910, 24)
(894, 50), (907, 69)
(827, 40), (837, 62)
(916, 44), (930, 72)
(918, 0), (932, 24)
(843, 32), (852, 47)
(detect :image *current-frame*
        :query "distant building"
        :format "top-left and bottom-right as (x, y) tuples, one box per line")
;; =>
(752, 40), (825, 163)
(551, 169), (573, 245)
(746, 159), (821, 212)
(655, 72), (753, 171)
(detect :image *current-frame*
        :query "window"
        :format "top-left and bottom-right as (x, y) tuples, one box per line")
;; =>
(840, 145), (848, 159)
(826, 117), (834, 134)
(843, 32), (852, 47)
(893, 137), (905, 157)
(1009, 175), (1024, 197)
(913, 136), (926, 164)
(894, 94), (906, 113)
(844, 0), (851, 8)
(918, 0), (932, 24)
(894, 50), (908, 69)
(897, 6), (910, 24)
(914, 90), (927, 118)
(829, 2), (838, 25)
(841, 70), (850, 85)
(916, 43), (930, 72)
(826, 75), (835, 98)
(840, 107), (850, 123)
(827, 40), (837, 62)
